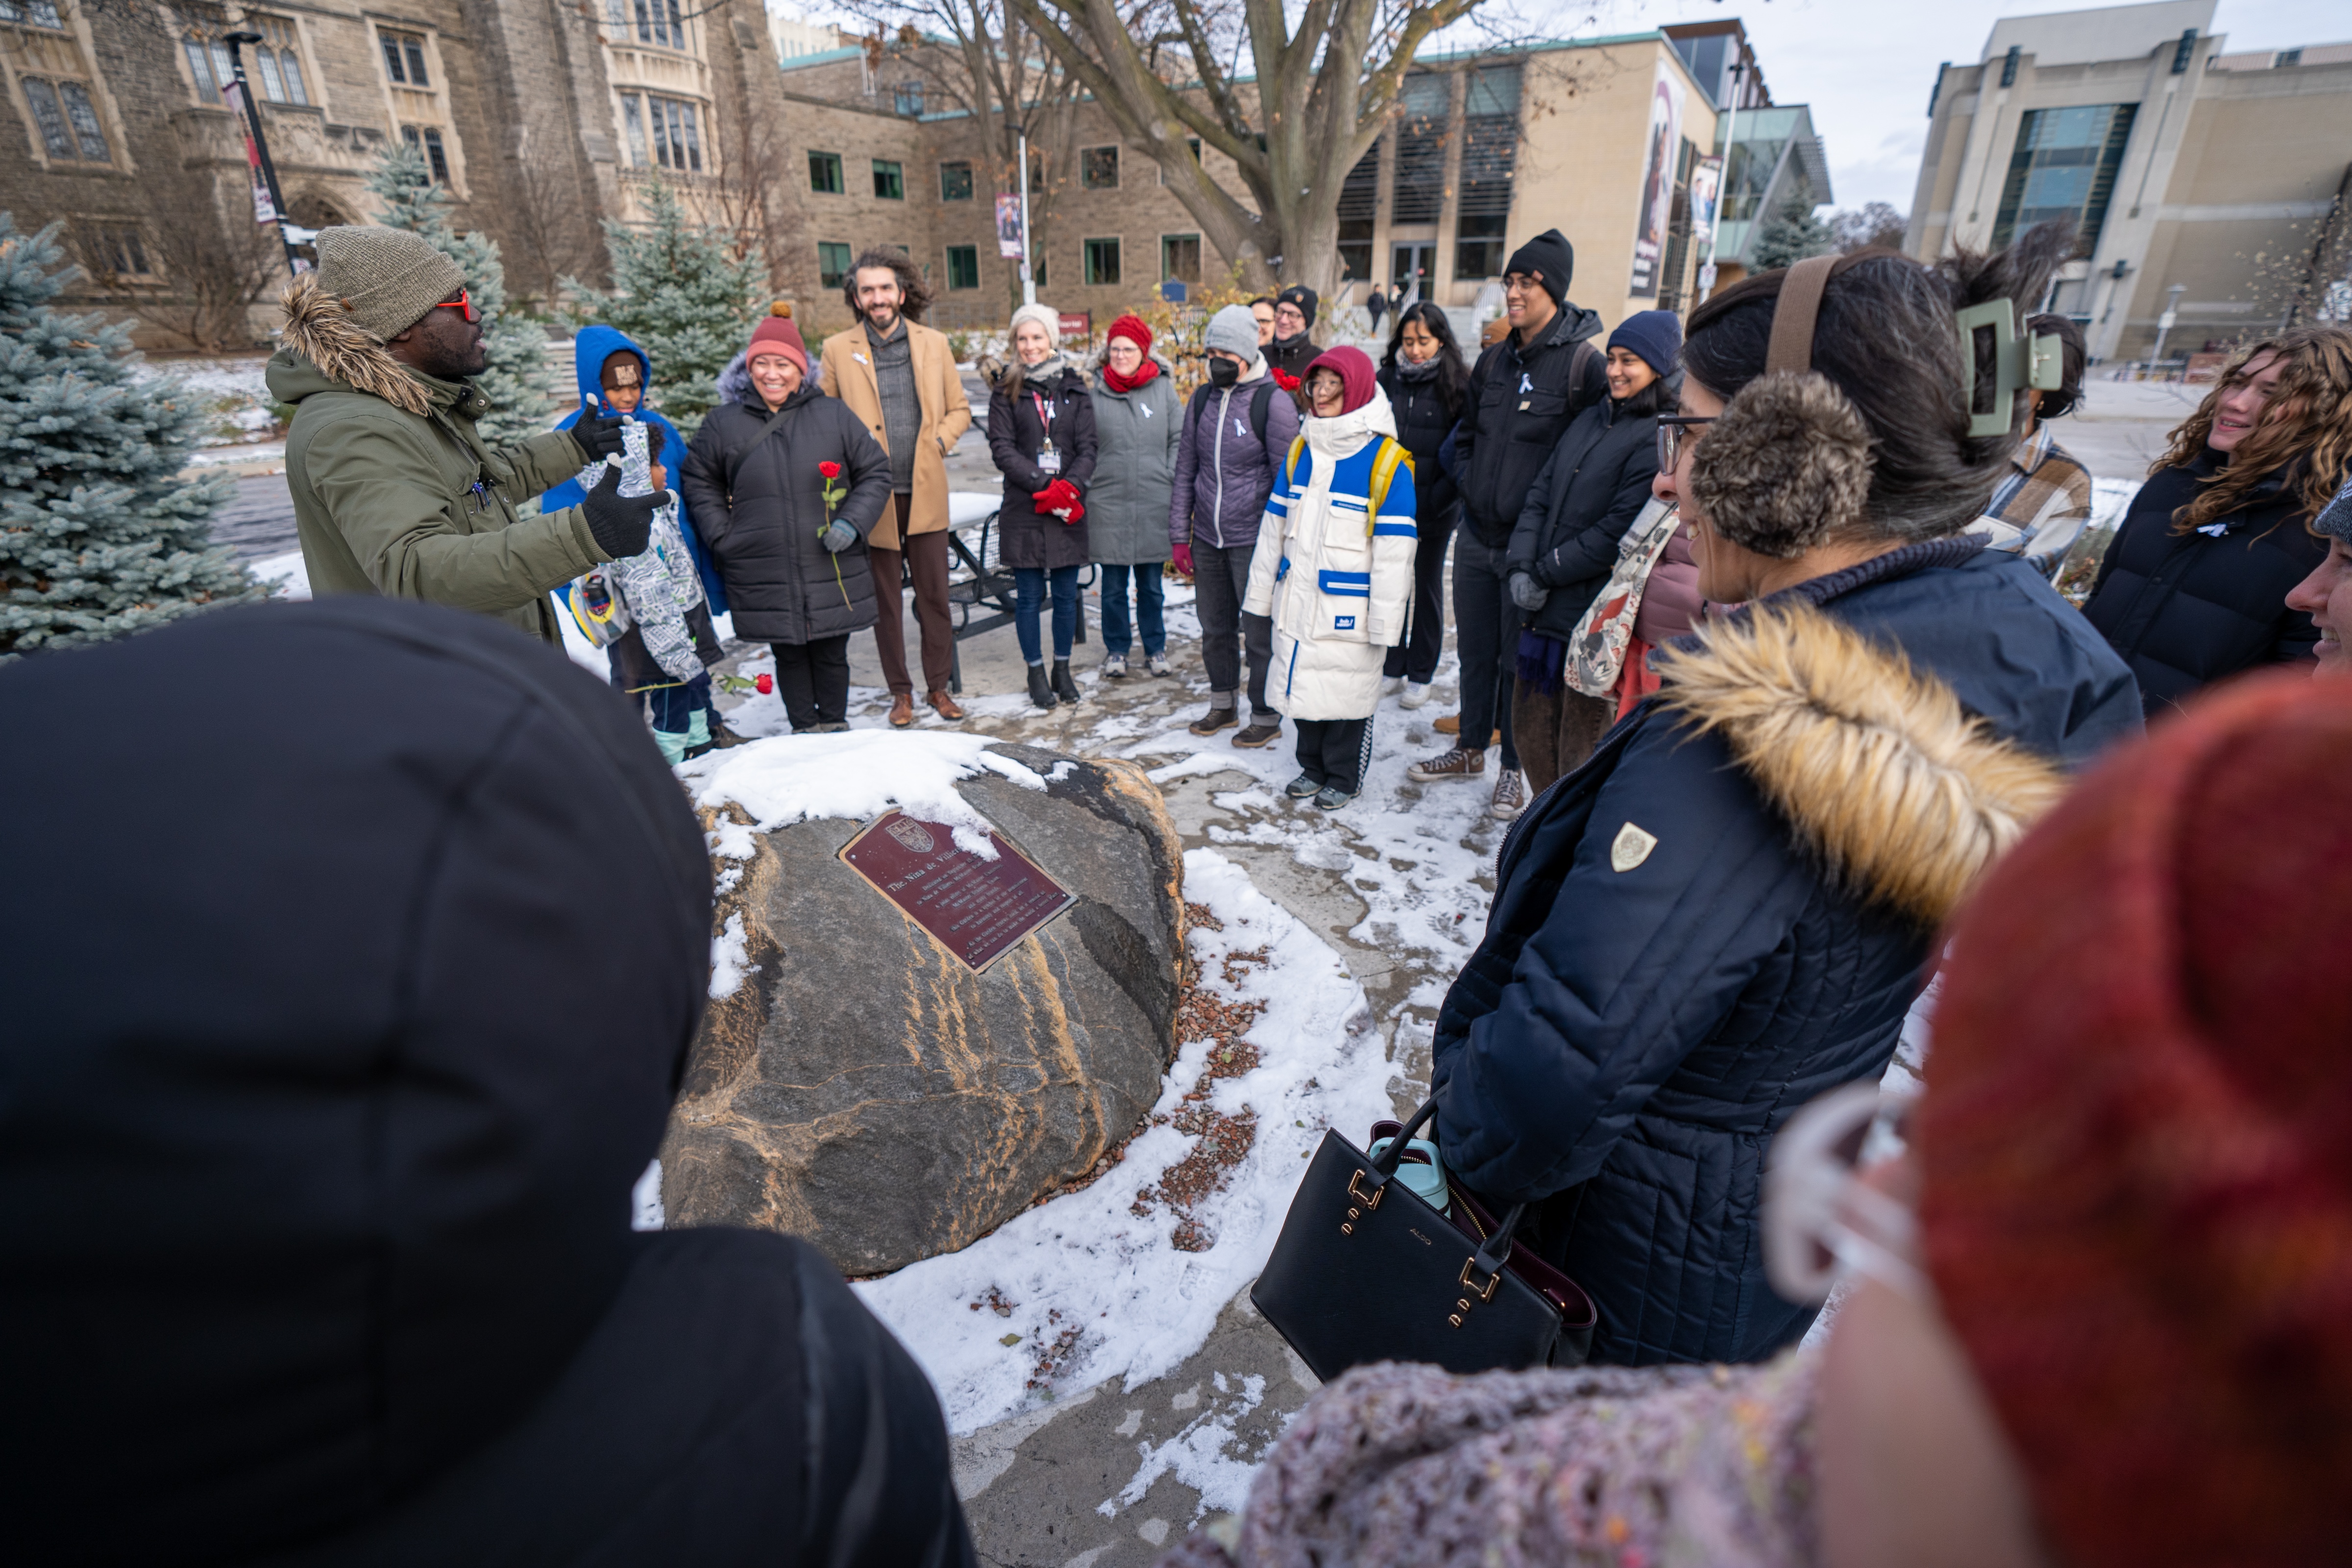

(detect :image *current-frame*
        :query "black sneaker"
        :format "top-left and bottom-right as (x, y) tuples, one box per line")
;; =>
(1233, 718), (1282, 749)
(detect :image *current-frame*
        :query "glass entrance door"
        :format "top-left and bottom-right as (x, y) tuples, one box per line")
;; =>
(1392, 243), (1436, 304)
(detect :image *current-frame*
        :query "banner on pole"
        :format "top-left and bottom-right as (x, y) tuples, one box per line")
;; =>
(995, 194), (1025, 259)
(220, 81), (280, 224)
(1689, 157), (1722, 246)
(1627, 63), (1685, 299)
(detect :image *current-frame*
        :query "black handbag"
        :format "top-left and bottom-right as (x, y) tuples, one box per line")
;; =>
(1251, 1098), (1598, 1383)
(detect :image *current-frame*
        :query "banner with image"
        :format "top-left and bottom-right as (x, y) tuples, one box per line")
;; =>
(1628, 63), (1685, 299)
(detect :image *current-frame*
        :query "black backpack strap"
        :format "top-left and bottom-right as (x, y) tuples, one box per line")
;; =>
(722, 402), (794, 497)
(1566, 339), (1600, 415)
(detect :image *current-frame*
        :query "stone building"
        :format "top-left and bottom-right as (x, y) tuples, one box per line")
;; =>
(1904, 0), (2352, 363)
(1, 0), (795, 348)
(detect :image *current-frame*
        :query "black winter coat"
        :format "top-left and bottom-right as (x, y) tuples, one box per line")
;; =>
(1455, 303), (1609, 544)
(0, 597), (974, 1568)
(682, 384), (892, 646)
(1377, 361), (1463, 526)
(1432, 539), (2141, 1368)
(988, 365), (1099, 570)
(2081, 450), (2324, 716)
(1503, 396), (1663, 640)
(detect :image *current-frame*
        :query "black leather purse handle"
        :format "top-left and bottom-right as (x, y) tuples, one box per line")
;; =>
(1367, 1096), (1444, 1180)
(1369, 1096), (1528, 1288)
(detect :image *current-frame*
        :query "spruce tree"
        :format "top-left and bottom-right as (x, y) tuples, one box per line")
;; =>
(1750, 192), (1837, 272)
(364, 143), (549, 444)
(563, 179), (765, 431)
(0, 215), (264, 662)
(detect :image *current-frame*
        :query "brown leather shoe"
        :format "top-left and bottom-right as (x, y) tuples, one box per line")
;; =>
(888, 693), (915, 728)
(1433, 712), (1460, 734)
(927, 689), (965, 722)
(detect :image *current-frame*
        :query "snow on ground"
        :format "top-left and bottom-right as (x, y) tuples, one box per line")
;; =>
(682, 727), (1051, 862)
(253, 550), (308, 600)
(853, 848), (1391, 1436)
(136, 354), (284, 450)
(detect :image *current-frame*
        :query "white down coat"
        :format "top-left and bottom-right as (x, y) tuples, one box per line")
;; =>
(1243, 393), (1420, 721)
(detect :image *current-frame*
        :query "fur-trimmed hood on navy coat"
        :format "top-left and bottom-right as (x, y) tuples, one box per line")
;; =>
(1430, 535), (2142, 1367)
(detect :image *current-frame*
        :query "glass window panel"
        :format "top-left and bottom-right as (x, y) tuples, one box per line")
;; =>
(59, 81), (108, 161)
(185, 40), (218, 97)
(666, 0), (683, 47)
(381, 35), (404, 83)
(212, 42), (235, 95)
(946, 245), (979, 289)
(651, 98), (672, 167)
(256, 51), (285, 102)
(280, 51), (307, 105)
(404, 41), (429, 87)
(939, 161), (972, 201)
(680, 101), (701, 172)
(1081, 146), (1118, 189)
(1083, 238), (1120, 286)
(622, 96), (646, 166)
(634, 0), (651, 43)
(818, 241), (852, 289)
(809, 151), (842, 193)
(422, 128), (450, 183)
(5, 1), (67, 25)
(607, 0), (625, 26)
(872, 159), (903, 199)
(23, 78), (72, 158)
(1161, 233), (1200, 283)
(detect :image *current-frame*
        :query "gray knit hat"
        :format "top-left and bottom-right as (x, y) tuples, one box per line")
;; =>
(2317, 474), (2352, 541)
(311, 225), (466, 343)
(1204, 304), (1261, 365)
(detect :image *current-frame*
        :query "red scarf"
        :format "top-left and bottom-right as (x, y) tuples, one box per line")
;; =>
(1102, 357), (1160, 395)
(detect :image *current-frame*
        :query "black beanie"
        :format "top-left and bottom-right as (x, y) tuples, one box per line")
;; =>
(1276, 285), (1319, 329)
(1505, 229), (1574, 305)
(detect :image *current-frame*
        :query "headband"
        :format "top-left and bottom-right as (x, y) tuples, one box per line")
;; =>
(1765, 250), (2062, 436)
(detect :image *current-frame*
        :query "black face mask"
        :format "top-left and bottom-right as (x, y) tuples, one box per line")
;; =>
(1207, 357), (1241, 389)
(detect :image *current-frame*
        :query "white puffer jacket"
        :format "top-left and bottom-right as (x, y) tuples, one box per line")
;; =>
(1243, 392), (1419, 721)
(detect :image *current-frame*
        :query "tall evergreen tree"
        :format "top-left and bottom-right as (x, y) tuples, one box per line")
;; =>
(563, 179), (765, 432)
(0, 215), (263, 662)
(1750, 192), (1837, 272)
(364, 144), (549, 444)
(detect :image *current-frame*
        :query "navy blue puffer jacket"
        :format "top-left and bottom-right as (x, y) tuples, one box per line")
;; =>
(1431, 538), (2142, 1367)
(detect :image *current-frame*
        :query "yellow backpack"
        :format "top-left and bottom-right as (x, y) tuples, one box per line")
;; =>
(1284, 436), (1415, 536)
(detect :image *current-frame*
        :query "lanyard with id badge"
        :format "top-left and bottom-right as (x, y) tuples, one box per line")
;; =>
(1033, 391), (1061, 476)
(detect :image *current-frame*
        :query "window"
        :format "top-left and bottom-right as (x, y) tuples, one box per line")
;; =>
(946, 245), (980, 290)
(608, 0), (687, 50)
(380, 32), (429, 88)
(1083, 237), (1121, 286)
(248, 17), (309, 105)
(2276, 49), (2303, 68)
(89, 224), (152, 278)
(635, 94), (703, 172)
(0, 0), (64, 25)
(1159, 139), (1201, 185)
(893, 80), (923, 116)
(1392, 72), (1451, 224)
(1992, 102), (2136, 250)
(808, 150), (843, 194)
(1081, 145), (1119, 190)
(1031, 256), (1047, 288)
(23, 79), (107, 162)
(939, 161), (973, 201)
(872, 159), (903, 199)
(401, 124), (451, 183)
(1337, 145), (1377, 279)
(1454, 214), (1507, 280)
(818, 241), (853, 289)
(1160, 233), (1200, 284)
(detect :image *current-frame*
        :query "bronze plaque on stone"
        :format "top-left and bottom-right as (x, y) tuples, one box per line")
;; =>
(837, 809), (1077, 974)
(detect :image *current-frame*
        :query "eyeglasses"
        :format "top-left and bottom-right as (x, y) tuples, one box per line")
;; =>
(1656, 414), (1715, 472)
(434, 287), (479, 324)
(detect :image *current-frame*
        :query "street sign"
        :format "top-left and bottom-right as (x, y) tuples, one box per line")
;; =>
(1160, 279), (1188, 303)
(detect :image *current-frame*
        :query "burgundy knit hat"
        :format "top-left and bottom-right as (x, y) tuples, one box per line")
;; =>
(1923, 672), (2352, 1566)
(1303, 345), (1378, 415)
(744, 309), (807, 380)
(1106, 312), (1152, 356)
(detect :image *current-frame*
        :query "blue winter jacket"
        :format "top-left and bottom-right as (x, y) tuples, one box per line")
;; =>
(1431, 538), (2141, 1367)
(544, 325), (728, 616)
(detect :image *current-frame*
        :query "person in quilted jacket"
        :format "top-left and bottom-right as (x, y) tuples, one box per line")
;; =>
(1242, 346), (1418, 809)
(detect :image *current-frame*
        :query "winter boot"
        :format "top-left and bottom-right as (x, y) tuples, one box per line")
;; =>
(1027, 662), (1058, 710)
(1189, 702), (1238, 736)
(1051, 658), (1081, 704)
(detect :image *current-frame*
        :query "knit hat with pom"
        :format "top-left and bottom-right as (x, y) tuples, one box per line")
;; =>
(743, 303), (807, 380)
(1685, 371), (1873, 559)
(1923, 671), (2352, 1568)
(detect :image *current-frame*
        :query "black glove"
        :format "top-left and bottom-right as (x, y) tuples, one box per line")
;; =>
(569, 401), (628, 464)
(579, 463), (662, 560)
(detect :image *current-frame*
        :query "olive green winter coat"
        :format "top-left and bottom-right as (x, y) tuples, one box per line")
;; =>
(271, 273), (607, 649)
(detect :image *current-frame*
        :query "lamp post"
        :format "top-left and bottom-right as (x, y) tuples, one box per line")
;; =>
(220, 32), (304, 276)
(1696, 57), (1746, 303)
(2150, 281), (2187, 368)
(1018, 128), (1036, 308)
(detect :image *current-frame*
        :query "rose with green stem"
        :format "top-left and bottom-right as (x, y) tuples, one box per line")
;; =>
(819, 460), (851, 607)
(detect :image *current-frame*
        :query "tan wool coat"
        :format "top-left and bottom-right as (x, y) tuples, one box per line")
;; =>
(818, 319), (973, 549)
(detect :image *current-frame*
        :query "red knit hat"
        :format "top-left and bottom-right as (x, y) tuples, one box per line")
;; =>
(1106, 312), (1152, 356)
(744, 307), (807, 380)
(1303, 345), (1378, 415)
(1923, 672), (2352, 1567)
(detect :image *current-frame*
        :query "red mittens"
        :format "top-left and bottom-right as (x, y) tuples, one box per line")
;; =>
(1032, 478), (1084, 523)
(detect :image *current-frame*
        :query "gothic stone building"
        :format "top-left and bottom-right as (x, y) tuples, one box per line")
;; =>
(0, 0), (795, 348)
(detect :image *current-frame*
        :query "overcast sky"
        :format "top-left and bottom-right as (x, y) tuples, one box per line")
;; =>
(1565, 0), (2351, 213)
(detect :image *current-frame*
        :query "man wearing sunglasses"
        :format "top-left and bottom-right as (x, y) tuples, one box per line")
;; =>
(271, 225), (663, 658)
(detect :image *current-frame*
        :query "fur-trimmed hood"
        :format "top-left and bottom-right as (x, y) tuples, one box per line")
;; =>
(271, 271), (436, 417)
(1653, 601), (2069, 927)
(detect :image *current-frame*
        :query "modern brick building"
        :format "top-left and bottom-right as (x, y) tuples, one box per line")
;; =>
(1904, 0), (2352, 363)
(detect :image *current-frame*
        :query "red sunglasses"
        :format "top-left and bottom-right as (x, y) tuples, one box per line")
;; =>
(435, 287), (479, 324)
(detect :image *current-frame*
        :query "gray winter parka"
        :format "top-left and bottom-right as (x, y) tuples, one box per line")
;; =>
(1085, 361), (1180, 565)
(680, 382), (892, 645)
(1168, 370), (1301, 552)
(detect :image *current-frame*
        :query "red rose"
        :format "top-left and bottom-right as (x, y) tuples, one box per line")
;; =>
(755, 673), (774, 694)
(1272, 369), (1301, 392)
(818, 461), (842, 478)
